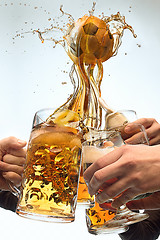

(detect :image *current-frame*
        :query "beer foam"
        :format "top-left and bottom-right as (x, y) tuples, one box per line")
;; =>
(82, 145), (114, 163)
(106, 112), (128, 129)
(31, 126), (81, 148)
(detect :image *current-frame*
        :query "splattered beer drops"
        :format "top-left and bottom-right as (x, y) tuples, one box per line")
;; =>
(36, 5), (136, 128)
(16, 3), (137, 229)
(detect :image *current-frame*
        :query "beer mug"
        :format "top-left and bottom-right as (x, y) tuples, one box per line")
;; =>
(11, 108), (82, 222)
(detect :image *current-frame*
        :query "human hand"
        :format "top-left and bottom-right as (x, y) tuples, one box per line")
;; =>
(124, 118), (160, 146)
(126, 191), (160, 210)
(99, 192), (160, 211)
(0, 137), (26, 191)
(83, 144), (160, 209)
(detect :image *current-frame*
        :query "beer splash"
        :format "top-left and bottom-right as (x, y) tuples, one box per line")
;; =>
(35, 3), (136, 129)
(31, 2), (137, 227)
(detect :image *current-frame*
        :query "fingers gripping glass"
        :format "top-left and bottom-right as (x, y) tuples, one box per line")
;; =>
(82, 127), (149, 234)
(8, 108), (82, 223)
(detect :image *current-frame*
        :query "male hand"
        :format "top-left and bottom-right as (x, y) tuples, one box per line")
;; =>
(124, 118), (160, 145)
(84, 144), (160, 209)
(0, 137), (26, 190)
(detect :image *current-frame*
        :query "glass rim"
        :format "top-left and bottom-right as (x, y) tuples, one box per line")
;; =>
(34, 107), (80, 116)
(34, 107), (56, 116)
(83, 127), (122, 142)
(107, 123), (149, 145)
(33, 108), (80, 128)
(107, 109), (137, 116)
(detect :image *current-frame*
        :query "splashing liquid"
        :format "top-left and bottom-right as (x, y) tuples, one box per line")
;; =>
(34, 3), (136, 228)
(36, 3), (136, 129)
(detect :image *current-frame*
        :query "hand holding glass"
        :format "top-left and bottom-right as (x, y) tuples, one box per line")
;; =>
(83, 127), (149, 234)
(15, 108), (82, 222)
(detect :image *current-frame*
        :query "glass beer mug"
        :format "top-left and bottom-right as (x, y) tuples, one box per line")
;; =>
(11, 108), (82, 222)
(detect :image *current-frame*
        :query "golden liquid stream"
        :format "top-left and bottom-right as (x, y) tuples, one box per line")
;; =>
(33, 2), (137, 225)
(35, 3), (136, 129)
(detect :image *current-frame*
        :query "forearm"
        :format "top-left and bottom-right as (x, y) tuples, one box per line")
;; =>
(119, 210), (160, 240)
(0, 190), (18, 212)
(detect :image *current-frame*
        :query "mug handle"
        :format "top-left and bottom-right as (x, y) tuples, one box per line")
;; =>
(6, 180), (20, 197)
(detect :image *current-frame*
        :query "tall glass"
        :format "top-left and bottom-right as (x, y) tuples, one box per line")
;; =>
(77, 110), (137, 208)
(83, 127), (149, 234)
(16, 108), (82, 222)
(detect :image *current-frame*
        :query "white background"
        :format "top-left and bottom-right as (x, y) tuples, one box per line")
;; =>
(0, 0), (160, 239)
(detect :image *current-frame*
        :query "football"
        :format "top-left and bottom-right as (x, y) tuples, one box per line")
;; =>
(64, 15), (114, 65)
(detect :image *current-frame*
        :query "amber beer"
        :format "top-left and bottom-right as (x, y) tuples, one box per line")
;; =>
(77, 169), (94, 207)
(82, 130), (124, 233)
(16, 109), (82, 222)
(86, 202), (115, 234)
(77, 131), (118, 208)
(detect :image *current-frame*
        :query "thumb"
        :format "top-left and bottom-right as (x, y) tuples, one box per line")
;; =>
(0, 136), (27, 156)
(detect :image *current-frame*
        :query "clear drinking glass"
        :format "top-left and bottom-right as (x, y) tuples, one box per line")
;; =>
(15, 108), (82, 222)
(77, 109), (138, 208)
(82, 127), (149, 234)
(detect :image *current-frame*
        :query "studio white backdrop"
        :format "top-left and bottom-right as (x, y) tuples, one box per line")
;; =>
(0, 0), (160, 239)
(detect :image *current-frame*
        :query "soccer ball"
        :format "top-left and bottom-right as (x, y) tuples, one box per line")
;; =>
(64, 15), (114, 65)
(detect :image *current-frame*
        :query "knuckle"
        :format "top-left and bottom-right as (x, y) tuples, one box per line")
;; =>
(107, 189), (116, 199)
(2, 154), (9, 163)
(120, 146), (137, 169)
(20, 166), (24, 174)
(93, 170), (103, 183)
(132, 173), (141, 184)
(141, 117), (148, 123)
(19, 157), (26, 166)
(22, 149), (27, 156)
(121, 144), (131, 153)
(122, 193), (132, 202)
(7, 172), (21, 183)
(0, 161), (3, 168)
(22, 157), (26, 165)
(7, 136), (17, 143)
(0, 161), (8, 171)
(125, 159), (136, 170)
(118, 191), (134, 205)
(15, 166), (23, 175)
(150, 118), (156, 123)
(130, 171), (145, 187)
(15, 177), (22, 186)
(94, 158), (104, 169)
(150, 117), (160, 126)
(156, 124), (160, 132)
(125, 174), (140, 188)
